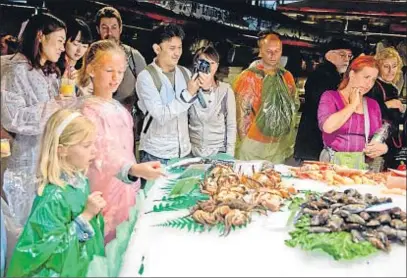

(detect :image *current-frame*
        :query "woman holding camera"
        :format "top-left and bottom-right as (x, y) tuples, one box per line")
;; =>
(188, 46), (237, 157)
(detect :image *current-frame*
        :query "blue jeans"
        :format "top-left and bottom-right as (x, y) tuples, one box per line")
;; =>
(139, 151), (170, 165)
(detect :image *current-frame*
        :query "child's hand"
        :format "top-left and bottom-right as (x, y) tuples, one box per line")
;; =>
(130, 161), (166, 180)
(81, 191), (106, 221)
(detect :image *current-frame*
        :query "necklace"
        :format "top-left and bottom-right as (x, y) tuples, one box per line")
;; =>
(392, 124), (404, 148)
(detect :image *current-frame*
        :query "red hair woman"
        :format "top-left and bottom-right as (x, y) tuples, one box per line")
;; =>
(318, 55), (388, 169)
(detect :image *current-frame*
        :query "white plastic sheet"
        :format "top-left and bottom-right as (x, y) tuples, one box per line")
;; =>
(120, 166), (406, 277)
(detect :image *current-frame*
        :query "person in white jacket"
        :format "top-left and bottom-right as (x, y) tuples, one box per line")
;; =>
(188, 45), (237, 157)
(136, 24), (211, 164)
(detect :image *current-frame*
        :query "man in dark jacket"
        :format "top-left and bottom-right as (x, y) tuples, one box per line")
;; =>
(294, 39), (353, 161)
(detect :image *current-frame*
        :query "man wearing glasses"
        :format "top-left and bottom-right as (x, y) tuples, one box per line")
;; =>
(295, 38), (353, 162)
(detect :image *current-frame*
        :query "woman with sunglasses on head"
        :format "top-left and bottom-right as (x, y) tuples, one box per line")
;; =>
(188, 45), (237, 157)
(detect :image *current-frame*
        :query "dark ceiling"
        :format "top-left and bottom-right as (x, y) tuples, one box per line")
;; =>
(277, 0), (407, 38)
(1, 0), (405, 66)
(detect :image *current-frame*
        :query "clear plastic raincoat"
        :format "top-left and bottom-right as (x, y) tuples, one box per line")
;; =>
(0, 53), (63, 226)
(233, 64), (299, 163)
(80, 97), (140, 243)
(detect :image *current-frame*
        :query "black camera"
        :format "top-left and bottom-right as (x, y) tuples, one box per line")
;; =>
(193, 59), (211, 74)
(192, 59), (211, 108)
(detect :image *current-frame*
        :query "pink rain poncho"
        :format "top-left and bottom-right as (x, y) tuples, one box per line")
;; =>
(81, 97), (140, 243)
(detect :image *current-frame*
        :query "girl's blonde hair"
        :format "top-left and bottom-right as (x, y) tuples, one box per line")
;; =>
(37, 109), (96, 195)
(77, 39), (126, 87)
(375, 47), (403, 84)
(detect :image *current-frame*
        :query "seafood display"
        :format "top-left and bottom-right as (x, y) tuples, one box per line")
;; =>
(155, 157), (406, 270)
(384, 169), (407, 193)
(190, 165), (297, 235)
(290, 162), (390, 186)
(293, 189), (406, 253)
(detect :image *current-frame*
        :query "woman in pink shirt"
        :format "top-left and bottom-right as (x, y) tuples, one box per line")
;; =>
(318, 55), (388, 163)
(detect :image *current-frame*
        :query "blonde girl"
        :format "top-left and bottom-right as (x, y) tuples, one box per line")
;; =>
(77, 40), (164, 243)
(7, 109), (106, 277)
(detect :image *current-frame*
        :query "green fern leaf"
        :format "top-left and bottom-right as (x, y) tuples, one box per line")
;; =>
(178, 168), (206, 179)
(155, 215), (249, 236)
(217, 222), (225, 234)
(150, 187), (209, 213)
(170, 177), (200, 196)
(155, 216), (205, 233)
(167, 167), (186, 175)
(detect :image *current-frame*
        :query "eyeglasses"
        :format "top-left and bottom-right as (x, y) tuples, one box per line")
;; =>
(333, 51), (353, 60)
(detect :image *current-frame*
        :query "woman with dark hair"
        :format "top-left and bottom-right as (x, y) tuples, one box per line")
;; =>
(0, 13), (67, 226)
(57, 17), (93, 96)
(188, 45), (237, 157)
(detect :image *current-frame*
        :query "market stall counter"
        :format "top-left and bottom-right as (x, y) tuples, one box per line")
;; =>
(119, 158), (406, 277)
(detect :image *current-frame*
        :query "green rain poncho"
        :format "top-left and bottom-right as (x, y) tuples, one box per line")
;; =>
(233, 64), (299, 163)
(7, 176), (105, 277)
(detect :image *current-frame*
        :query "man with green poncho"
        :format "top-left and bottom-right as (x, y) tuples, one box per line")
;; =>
(233, 32), (299, 163)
